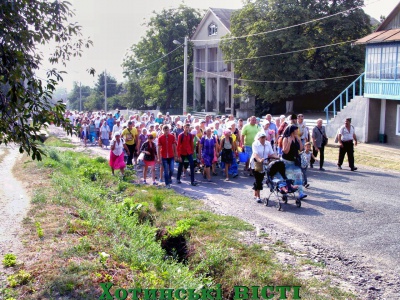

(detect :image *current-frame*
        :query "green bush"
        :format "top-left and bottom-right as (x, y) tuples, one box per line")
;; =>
(121, 200), (151, 223)
(35, 222), (44, 238)
(7, 270), (32, 287)
(167, 219), (199, 238)
(95, 157), (107, 163)
(48, 149), (60, 162)
(2, 254), (17, 267)
(31, 191), (47, 204)
(152, 194), (163, 211)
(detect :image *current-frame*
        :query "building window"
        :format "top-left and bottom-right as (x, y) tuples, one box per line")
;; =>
(366, 47), (380, 79)
(208, 23), (218, 36)
(366, 44), (399, 80)
(381, 45), (396, 79)
(397, 105), (400, 136)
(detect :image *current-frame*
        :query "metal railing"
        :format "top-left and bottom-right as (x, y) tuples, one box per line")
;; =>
(324, 73), (365, 124)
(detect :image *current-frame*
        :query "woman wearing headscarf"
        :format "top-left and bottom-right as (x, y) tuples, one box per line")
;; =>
(109, 131), (130, 176)
(199, 127), (217, 182)
(100, 120), (110, 149)
(220, 129), (237, 181)
(138, 127), (148, 151)
(251, 131), (277, 203)
(80, 119), (89, 147)
(281, 125), (307, 200)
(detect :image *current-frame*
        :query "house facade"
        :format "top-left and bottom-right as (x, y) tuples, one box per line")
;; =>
(337, 2), (400, 146)
(191, 8), (255, 118)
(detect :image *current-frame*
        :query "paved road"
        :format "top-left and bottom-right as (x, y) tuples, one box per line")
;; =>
(171, 159), (400, 292)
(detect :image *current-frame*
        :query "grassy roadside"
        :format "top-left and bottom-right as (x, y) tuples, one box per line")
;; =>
(319, 144), (400, 172)
(1, 138), (356, 299)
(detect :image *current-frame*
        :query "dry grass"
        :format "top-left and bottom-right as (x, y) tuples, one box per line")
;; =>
(11, 155), (104, 299)
(0, 147), (10, 164)
(323, 144), (400, 172)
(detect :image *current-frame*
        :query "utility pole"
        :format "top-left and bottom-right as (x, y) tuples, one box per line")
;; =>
(104, 70), (107, 112)
(173, 37), (189, 115)
(183, 36), (188, 115)
(79, 82), (82, 111)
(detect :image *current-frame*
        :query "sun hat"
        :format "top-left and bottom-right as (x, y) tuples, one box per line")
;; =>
(257, 132), (266, 138)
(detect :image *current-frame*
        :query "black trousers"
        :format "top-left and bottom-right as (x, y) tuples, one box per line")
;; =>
(311, 145), (325, 168)
(253, 170), (265, 191)
(126, 143), (136, 165)
(338, 141), (354, 169)
(177, 154), (195, 183)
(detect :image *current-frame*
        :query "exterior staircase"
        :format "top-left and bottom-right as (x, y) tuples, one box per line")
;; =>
(324, 73), (365, 124)
(324, 73), (369, 141)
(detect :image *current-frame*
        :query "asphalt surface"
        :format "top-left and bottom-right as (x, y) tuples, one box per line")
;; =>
(171, 159), (400, 295)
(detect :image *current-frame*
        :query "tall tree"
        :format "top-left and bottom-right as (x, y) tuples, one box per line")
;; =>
(0, 0), (91, 159)
(122, 5), (203, 110)
(67, 82), (92, 111)
(220, 0), (371, 109)
(95, 72), (122, 98)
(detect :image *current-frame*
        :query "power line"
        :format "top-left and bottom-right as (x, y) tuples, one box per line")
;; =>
(191, 0), (382, 42)
(193, 63), (399, 83)
(125, 44), (184, 73)
(122, 0), (380, 74)
(204, 39), (357, 64)
(194, 67), (361, 83)
(130, 64), (184, 84)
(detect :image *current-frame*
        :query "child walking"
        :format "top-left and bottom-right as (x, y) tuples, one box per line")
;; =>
(300, 142), (317, 188)
(140, 133), (158, 185)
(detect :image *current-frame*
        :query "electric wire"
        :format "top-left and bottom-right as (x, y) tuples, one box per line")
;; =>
(191, 0), (382, 42)
(125, 44), (184, 73)
(194, 67), (361, 83)
(130, 64), (184, 83)
(206, 39), (357, 64)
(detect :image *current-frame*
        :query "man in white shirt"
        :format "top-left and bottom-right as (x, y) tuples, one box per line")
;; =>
(112, 119), (123, 136)
(337, 118), (357, 171)
(213, 121), (223, 138)
(68, 112), (75, 125)
(297, 114), (308, 146)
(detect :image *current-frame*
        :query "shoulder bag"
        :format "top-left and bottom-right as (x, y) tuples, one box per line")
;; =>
(254, 144), (265, 172)
(317, 127), (328, 146)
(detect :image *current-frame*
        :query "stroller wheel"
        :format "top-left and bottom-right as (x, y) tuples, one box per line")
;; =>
(263, 197), (269, 206)
(276, 202), (282, 211)
(282, 194), (288, 204)
(296, 199), (301, 208)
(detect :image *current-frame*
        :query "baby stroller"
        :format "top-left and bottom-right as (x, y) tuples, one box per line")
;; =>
(263, 160), (301, 210)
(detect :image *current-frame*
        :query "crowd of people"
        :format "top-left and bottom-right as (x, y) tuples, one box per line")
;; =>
(64, 109), (357, 202)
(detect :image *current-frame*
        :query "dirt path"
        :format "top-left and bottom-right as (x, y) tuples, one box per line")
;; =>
(0, 146), (31, 282)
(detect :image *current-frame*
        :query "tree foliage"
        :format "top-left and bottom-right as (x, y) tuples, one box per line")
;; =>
(67, 82), (92, 111)
(122, 5), (203, 110)
(220, 0), (372, 109)
(0, 0), (91, 159)
(95, 72), (122, 98)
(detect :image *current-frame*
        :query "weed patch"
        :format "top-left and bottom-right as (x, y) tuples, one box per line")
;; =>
(7, 270), (32, 287)
(44, 136), (75, 148)
(2, 253), (17, 267)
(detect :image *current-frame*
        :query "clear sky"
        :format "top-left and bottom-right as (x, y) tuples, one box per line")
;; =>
(46, 0), (399, 93)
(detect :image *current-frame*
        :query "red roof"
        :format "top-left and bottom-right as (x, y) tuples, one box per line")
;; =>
(355, 29), (400, 44)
